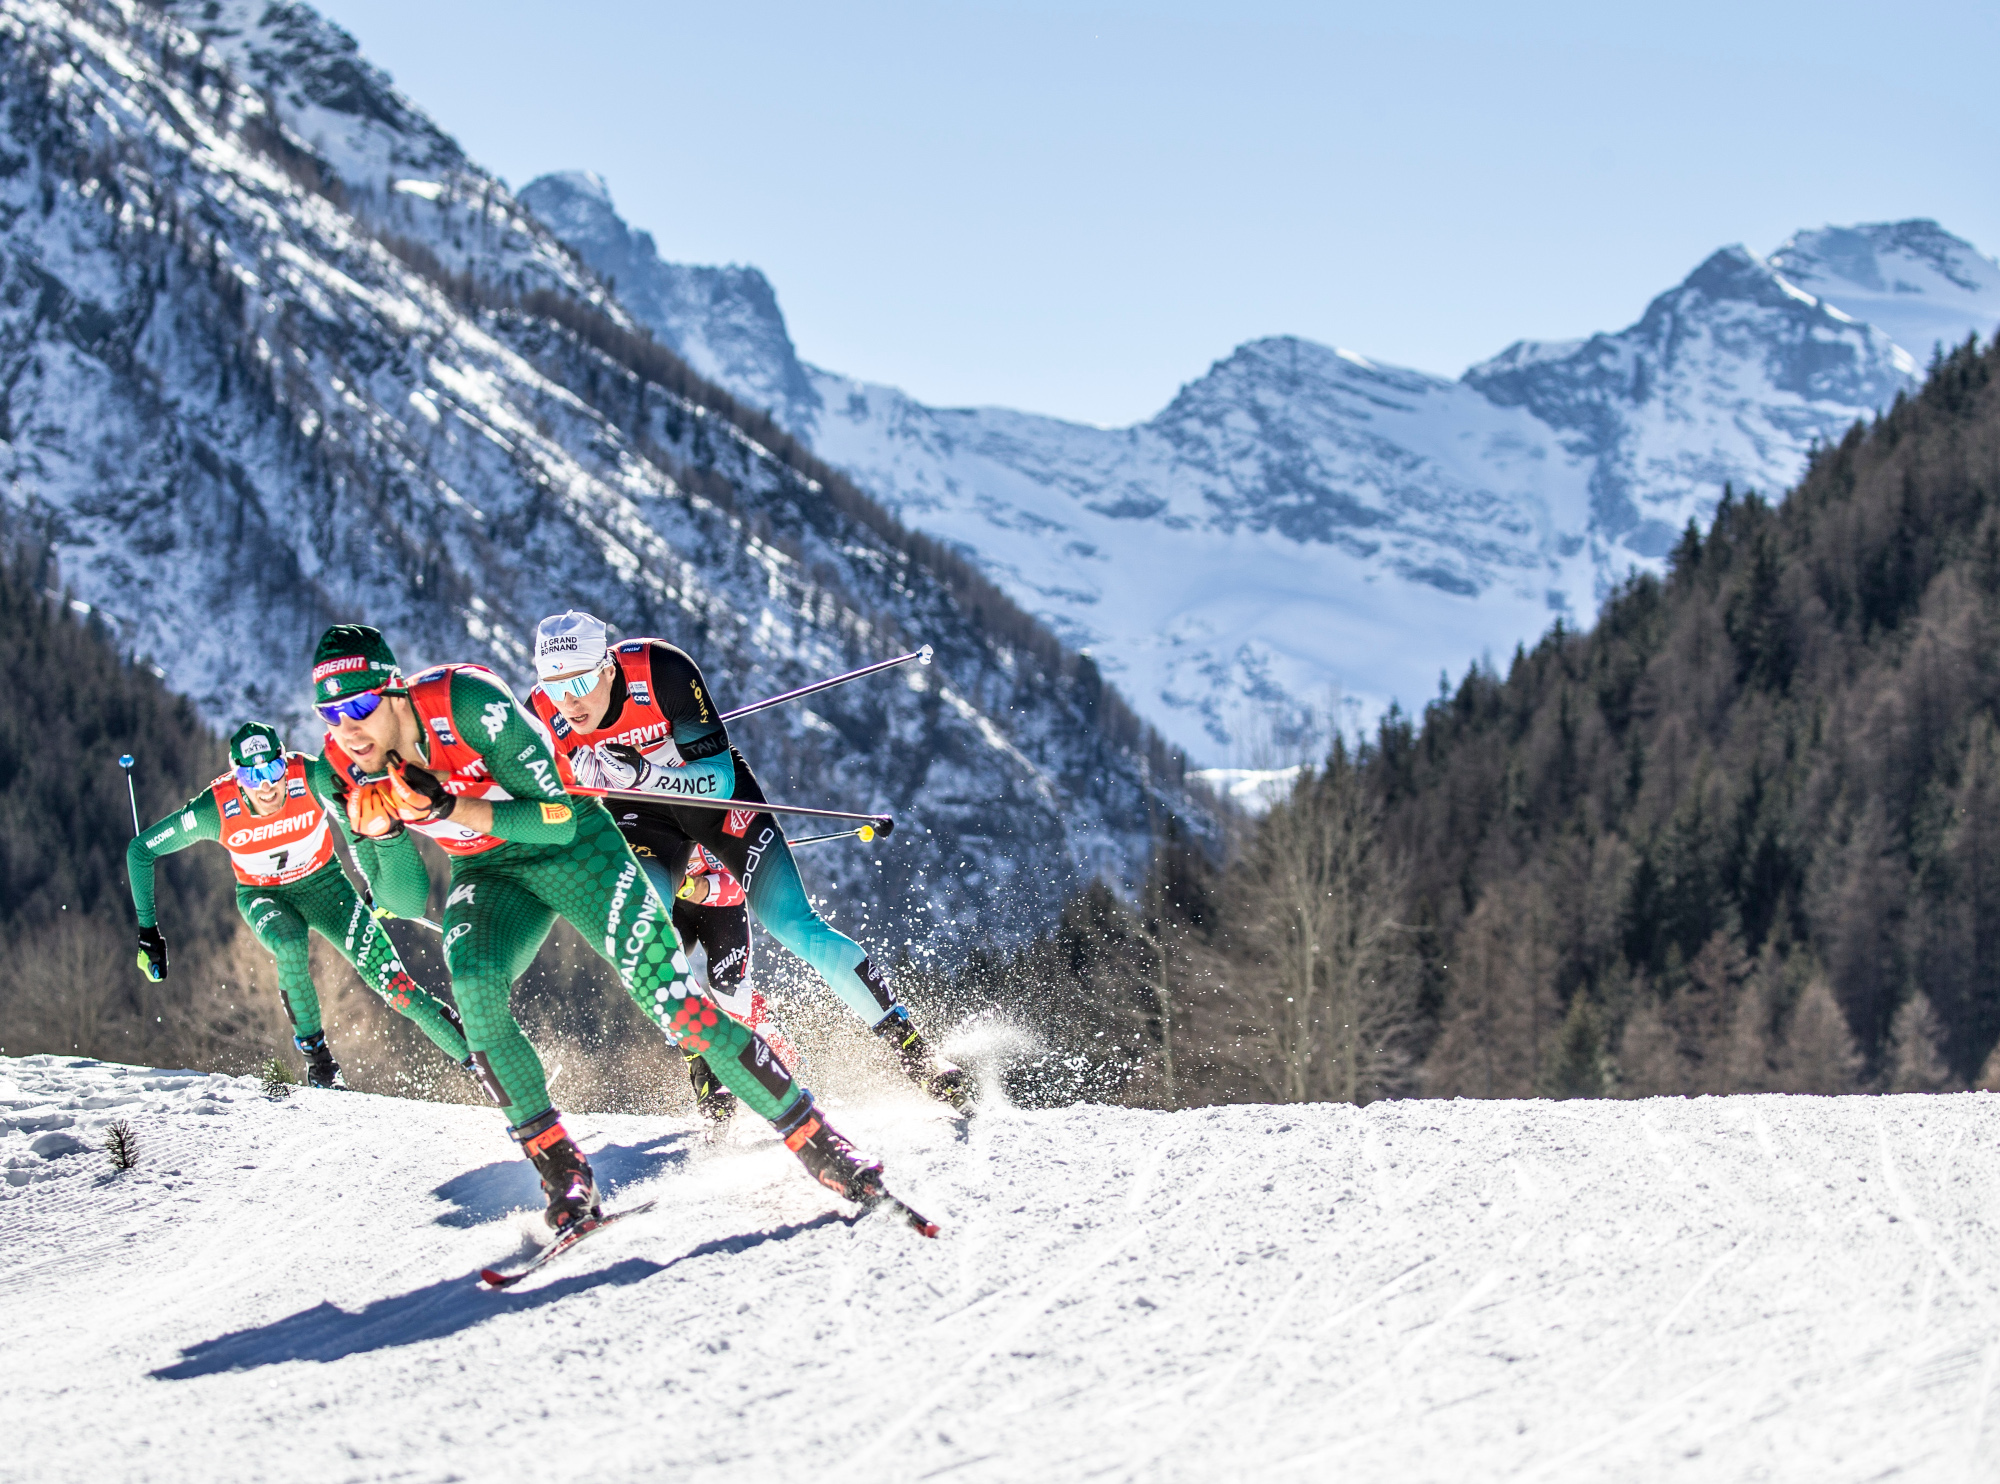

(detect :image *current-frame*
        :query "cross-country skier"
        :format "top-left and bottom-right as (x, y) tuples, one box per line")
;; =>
(656, 844), (798, 1125)
(125, 720), (471, 1088)
(310, 624), (902, 1234)
(526, 610), (971, 1111)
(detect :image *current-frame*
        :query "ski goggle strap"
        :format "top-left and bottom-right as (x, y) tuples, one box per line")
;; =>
(315, 688), (387, 725)
(234, 756), (288, 789)
(542, 662), (610, 702)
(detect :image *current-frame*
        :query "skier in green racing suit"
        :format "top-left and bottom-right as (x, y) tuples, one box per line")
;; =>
(310, 624), (902, 1234)
(126, 720), (471, 1087)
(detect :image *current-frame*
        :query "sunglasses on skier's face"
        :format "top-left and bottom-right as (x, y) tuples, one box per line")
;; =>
(316, 689), (387, 726)
(542, 662), (610, 703)
(234, 756), (288, 789)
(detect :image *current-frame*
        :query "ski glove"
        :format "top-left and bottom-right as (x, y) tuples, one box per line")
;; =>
(136, 925), (168, 982)
(599, 742), (653, 790)
(345, 779), (405, 840)
(384, 751), (457, 823)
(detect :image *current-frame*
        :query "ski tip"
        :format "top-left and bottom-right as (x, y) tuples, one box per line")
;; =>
(479, 1268), (514, 1288)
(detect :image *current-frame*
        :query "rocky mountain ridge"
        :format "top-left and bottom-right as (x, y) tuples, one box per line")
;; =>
(518, 173), (2000, 758)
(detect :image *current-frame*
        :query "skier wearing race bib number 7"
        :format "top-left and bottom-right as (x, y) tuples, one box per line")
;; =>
(124, 720), (472, 1088)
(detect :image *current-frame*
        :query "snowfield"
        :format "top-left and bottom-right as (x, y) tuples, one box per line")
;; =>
(6, 1053), (2000, 1482)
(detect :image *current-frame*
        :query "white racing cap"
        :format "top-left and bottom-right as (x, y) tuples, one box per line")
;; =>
(534, 610), (612, 680)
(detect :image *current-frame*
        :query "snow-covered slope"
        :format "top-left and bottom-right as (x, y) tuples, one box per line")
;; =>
(808, 343), (1597, 753)
(1771, 219), (2000, 370)
(521, 169), (2000, 759)
(11, 1052), (2000, 1481)
(1464, 245), (1922, 563)
(0, 0), (1188, 930)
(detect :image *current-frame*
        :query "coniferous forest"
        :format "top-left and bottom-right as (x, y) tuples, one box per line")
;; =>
(972, 333), (2000, 1107)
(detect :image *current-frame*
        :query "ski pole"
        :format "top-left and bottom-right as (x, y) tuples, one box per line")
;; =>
(720, 645), (931, 724)
(788, 824), (878, 847)
(118, 754), (140, 834)
(579, 787), (894, 837)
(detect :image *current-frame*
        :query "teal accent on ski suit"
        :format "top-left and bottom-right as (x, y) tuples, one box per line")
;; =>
(564, 641), (897, 1030)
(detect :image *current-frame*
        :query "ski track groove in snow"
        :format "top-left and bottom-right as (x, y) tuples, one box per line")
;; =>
(8, 1056), (2000, 1479)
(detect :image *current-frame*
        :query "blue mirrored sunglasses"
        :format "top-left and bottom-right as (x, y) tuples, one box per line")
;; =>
(542, 664), (609, 702)
(234, 756), (288, 789)
(315, 689), (386, 725)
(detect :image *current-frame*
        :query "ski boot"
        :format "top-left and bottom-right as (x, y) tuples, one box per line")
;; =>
(684, 1053), (737, 1127)
(510, 1109), (600, 1234)
(873, 1007), (973, 1112)
(295, 1032), (346, 1090)
(775, 1097), (887, 1204)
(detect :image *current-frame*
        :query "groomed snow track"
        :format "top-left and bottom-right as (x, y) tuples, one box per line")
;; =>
(5, 1053), (2000, 1481)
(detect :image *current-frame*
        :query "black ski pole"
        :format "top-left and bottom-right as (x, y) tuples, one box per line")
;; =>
(720, 645), (932, 724)
(579, 787), (894, 837)
(118, 754), (140, 834)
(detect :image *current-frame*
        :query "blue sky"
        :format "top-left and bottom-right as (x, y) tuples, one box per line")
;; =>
(321, 0), (2000, 427)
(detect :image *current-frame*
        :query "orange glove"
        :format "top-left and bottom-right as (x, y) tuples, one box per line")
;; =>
(345, 779), (405, 839)
(385, 751), (456, 822)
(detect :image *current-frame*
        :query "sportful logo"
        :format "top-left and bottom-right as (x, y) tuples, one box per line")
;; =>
(481, 701), (509, 741)
(181, 811), (197, 830)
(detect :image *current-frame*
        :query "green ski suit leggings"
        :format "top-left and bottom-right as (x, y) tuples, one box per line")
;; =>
(237, 865), (469, 1060)
(443, 798), (807, 1128)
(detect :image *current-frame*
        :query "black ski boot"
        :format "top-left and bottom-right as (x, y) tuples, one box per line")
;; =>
(873, 1008), (972, 1112)
(511, 1110), (600, 1233)
(775, 1097), (886, 1204)
(685, 1054), (737, 1127)
(295, 1032), (346, 1090)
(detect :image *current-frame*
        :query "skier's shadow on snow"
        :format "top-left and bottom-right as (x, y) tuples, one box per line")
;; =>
(150, 1214), (847, 1379)
(427, 1134), (695, 1227)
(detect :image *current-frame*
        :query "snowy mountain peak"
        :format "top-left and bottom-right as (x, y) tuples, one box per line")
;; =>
(1769, 219), (2000, 365)
(167, 0), (463, 182)
(517, 171), (820, 431)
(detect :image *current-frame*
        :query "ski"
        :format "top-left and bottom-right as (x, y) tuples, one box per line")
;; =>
(479, 1200), (658, 1289)
(878, 1191), (940, 1238)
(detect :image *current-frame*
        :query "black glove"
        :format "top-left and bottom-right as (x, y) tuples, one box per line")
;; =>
(385, 750), (457, 822)
(136, 925), (168, 982)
